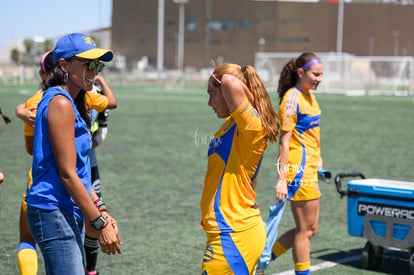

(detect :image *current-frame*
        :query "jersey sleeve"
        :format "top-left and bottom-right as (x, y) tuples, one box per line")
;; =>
(23, 92), (43, 137)
(231, 98), (265, 145)
(85, 92), (109, 113)
(279, 90), (298, 132)
(23, 95), (34, 136)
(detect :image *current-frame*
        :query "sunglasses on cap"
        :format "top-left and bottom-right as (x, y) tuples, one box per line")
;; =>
(72, 57), (105, 73)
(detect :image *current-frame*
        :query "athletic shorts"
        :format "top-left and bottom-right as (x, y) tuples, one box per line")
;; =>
(200, 222), (266, 275)
(21, 169), (33, 212)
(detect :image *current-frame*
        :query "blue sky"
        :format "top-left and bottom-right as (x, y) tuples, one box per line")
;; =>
(0, 0), (112, 47)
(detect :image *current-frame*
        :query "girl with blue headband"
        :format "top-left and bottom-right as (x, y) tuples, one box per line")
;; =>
(258, 52), (324, 275)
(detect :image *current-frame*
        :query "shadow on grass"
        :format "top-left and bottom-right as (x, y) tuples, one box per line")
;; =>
(312, 247), (411, 274)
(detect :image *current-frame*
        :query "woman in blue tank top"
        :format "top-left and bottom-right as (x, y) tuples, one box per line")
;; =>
(25, 33), (121, 274)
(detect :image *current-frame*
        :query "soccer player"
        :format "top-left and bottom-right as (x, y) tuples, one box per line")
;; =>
(15, 50), (54, 275)
(83, 75), (117, 275)
(257, 52), (324, 275)
(200, 63), (279, 274)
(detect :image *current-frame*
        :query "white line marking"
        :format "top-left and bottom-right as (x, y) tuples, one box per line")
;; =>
(270, 254), (361, 275)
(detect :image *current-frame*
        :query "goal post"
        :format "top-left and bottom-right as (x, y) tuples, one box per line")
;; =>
(254, 52), (414, 96)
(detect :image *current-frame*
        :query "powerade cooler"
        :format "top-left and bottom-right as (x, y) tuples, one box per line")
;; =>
(335, 173), (414, 274)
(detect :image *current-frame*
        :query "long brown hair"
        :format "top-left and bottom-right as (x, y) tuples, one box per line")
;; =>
(213, 63), (279, 143)
(277, 52), (319, 104)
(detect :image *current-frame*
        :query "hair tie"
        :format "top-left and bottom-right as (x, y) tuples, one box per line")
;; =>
(211, 74), (221, 86)
(41, 50), (52, 73)
(241, 65), (246, 73)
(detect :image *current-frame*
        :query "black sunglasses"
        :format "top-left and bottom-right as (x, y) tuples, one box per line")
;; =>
(72, 57), (105, 73)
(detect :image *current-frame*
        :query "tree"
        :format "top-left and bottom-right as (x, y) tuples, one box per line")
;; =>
(11, 48), (20, 64)
(44, 39), (54, 51)
(23, 38), (33, 55)
(22, 38), (34, 65)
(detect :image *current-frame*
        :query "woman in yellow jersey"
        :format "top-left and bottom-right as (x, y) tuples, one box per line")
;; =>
(14, 51), (54, 275)
(258, 52), (324, 275)
(200, 63), (279, 275)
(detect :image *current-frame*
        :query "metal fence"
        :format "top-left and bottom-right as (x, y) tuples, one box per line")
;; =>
(254, 52), (414, 96)
(2, 52), (414, 97)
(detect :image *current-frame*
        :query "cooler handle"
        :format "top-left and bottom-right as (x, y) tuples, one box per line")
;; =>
(334, 172), (366, 199)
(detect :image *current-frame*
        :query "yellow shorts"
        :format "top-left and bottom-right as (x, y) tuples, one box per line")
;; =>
(21, 169), (32, 212)
(290, 179), (321, 201)
(201, 222), (265, 275)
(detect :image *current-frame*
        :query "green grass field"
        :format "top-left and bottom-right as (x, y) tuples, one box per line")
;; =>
(0, 84), (413, 274)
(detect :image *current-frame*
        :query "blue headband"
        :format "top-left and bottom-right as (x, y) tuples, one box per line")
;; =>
(301, 58), (322, 70)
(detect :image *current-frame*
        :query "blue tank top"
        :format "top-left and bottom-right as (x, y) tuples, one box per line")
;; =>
(26, 87), (92, 220)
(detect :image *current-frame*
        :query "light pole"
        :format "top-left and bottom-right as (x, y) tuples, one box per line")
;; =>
(205, 0), (212, 67)
(392, 31), (400, 56)
(157, 0), (165, 82)
(368, 36), (374, 56)
(173, 0), (188, 73)
(336, 0), (344, 54)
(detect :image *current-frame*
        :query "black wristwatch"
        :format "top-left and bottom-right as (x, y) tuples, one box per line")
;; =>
(90, 215), (106, 231)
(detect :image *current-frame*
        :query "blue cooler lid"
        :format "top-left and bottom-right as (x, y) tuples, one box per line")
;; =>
(348, 178), (414, 201)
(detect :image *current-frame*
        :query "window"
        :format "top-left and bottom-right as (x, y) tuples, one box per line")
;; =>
(187, 21), (197, 31)
(222, 20), (235, 30)
(241, 19), (251, 29)
(208, 20), (236, 30)
(281, 37), (309, 43)
(208, 21), (222, 30)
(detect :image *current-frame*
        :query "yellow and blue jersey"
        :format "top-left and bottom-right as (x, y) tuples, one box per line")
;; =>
(24, 90), (108, 138)
(279, 87), (321, 201)
(85, 91), (108, 113)
(23, 90), (43, 137)
(200, 98), (267, 233)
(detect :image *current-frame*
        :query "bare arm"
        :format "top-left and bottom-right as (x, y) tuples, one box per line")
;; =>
(48, 96), (121, 254)
(91, 188), (119, 233)
(318, 157), (323, 170)
(16, 103), (36, 155)
(276, 130), (292, 201)
(24, 136), (34, 155)
(94, 75), (117, 109)
(15, 103), (36, 127)
(220, 74), (253, 113)
(48, 95), (101, 222)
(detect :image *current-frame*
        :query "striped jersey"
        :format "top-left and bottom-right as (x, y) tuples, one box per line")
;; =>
(279, 87), (321, 201)
(200, 99), (267, 233)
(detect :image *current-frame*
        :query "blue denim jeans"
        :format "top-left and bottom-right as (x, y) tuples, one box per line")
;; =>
(27, 206), (85, 275)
